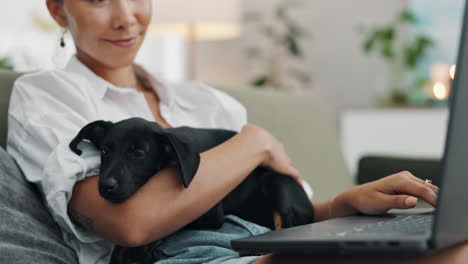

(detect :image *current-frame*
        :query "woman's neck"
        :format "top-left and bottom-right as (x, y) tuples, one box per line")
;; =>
(76, 52), (138, 89)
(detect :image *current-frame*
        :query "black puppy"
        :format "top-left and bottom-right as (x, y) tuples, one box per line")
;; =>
(69, 117), (314, 261)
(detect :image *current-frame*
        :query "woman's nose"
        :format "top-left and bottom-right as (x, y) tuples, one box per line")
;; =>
(111, 0), (137, 30)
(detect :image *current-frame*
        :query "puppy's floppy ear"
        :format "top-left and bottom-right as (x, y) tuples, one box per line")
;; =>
(69, 120), (113, 155)
(151, 122), (199, 188)
(162, 133), (200, 188)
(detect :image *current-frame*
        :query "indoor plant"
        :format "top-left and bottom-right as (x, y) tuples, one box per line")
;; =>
(243, 0), (312, 92)
(360, 9), (435, 107)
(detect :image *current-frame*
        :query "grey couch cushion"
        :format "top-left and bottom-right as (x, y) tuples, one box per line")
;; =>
(0, 147), (78, 264)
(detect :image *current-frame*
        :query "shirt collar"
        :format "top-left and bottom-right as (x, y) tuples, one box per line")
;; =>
(63, 55), (188, 109)
(64, 55), (112, 99)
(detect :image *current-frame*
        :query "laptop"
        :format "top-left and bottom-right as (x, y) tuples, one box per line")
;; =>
(232, 2), (468, 256)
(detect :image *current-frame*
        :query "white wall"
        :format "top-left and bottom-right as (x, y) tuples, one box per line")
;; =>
(303, 0), (408, 121)
(0, 0), (60, 70)
(197, 0), (408, 125)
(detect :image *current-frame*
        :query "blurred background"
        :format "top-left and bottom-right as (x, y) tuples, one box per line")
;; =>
(0, 0), (464, 183)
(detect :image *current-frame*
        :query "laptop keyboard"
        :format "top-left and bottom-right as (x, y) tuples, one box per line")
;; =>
(333, 215), (433, 237)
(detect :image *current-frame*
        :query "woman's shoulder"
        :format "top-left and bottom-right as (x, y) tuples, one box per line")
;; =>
(172, 81), (247, 131)
(10, 69), (95, 121)
(174, 81), (245, 110)
(14, 69), (90, 98)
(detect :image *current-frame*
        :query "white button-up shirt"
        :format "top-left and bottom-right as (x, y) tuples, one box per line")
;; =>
(6, 55), (248, 264)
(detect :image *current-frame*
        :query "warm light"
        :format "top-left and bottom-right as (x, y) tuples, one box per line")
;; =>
(430, 63), (451, 82)
(433, 82), (449, 100)
(426, 63), (452, 102)
(450, 64), (456, 80)
(151, 0), (241, 41)
(149, 23), (241, 41)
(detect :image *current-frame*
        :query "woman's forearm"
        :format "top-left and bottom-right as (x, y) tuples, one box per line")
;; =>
(312, 201), (332, 222)
(312, 197), (357, 223)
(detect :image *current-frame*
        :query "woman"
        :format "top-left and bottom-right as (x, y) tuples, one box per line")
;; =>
(6, 0), (461, 263)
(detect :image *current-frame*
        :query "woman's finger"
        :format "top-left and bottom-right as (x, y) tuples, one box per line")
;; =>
(400, 171), (439, 195)
(385, 177), (437, 206)
(379, 192), (418, 210)
(289, 167), (302, 184)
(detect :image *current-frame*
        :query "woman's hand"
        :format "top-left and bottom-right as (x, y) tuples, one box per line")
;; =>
(240, 124), (302, 184)
(330, 171), (439, 218)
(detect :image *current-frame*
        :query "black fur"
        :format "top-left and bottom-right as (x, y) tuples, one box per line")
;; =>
(70, 117), (314, 263)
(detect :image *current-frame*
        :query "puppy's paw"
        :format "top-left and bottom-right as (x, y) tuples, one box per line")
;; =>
(278, 204), (314, 229)
(274, 212), (282, 230)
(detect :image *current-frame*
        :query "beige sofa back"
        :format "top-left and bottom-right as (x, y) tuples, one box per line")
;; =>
(222, 88), (352, 200)
(0, 70), (23, 149)
(0, 70), (352, 201)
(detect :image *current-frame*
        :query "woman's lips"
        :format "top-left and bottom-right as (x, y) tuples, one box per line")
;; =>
(106, 37), (137, 48)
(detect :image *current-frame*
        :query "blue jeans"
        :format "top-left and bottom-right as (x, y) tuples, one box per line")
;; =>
(155, 215), (271, 264)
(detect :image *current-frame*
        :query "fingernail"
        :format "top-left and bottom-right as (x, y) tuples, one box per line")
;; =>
(432, 191), (438, 199)
(405, 197), (418, 206)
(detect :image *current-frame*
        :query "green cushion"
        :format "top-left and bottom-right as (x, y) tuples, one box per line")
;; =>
(219, 88), (352, 201)
(0, 70), (23, 149)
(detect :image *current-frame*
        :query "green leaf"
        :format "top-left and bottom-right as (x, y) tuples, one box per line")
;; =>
(276, 6), (287, 20)
(286, 35), (301, 57)
(380, 43), (394, 59)
(377, 27), (395, 42)
(362, 32), (377, 53)
(251, 76), (269, 87)
(0, 57), (14, 70)
(417, 36), (436, 49)
(363, 38), (374, 53)
(399, 10), (418, 24)
(287, 22), (306, 39)
(363, 27), (395, 60)
(404, 47), (418, 68)
(404, 36), (435, 68)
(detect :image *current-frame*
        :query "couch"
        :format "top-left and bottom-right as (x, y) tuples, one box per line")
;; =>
(0, 69), (352, 263)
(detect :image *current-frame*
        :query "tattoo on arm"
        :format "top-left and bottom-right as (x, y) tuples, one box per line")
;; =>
(68, 208), (95, 232)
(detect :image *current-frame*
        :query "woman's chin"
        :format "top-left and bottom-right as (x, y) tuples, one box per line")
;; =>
(76, 49), (137, 69)
(99, 53), (139, 68)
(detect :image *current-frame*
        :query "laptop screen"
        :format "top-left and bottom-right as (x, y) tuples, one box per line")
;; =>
(433, 0), (468, 250)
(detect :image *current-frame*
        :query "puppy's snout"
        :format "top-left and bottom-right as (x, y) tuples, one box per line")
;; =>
(99, 178), (119, 195)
